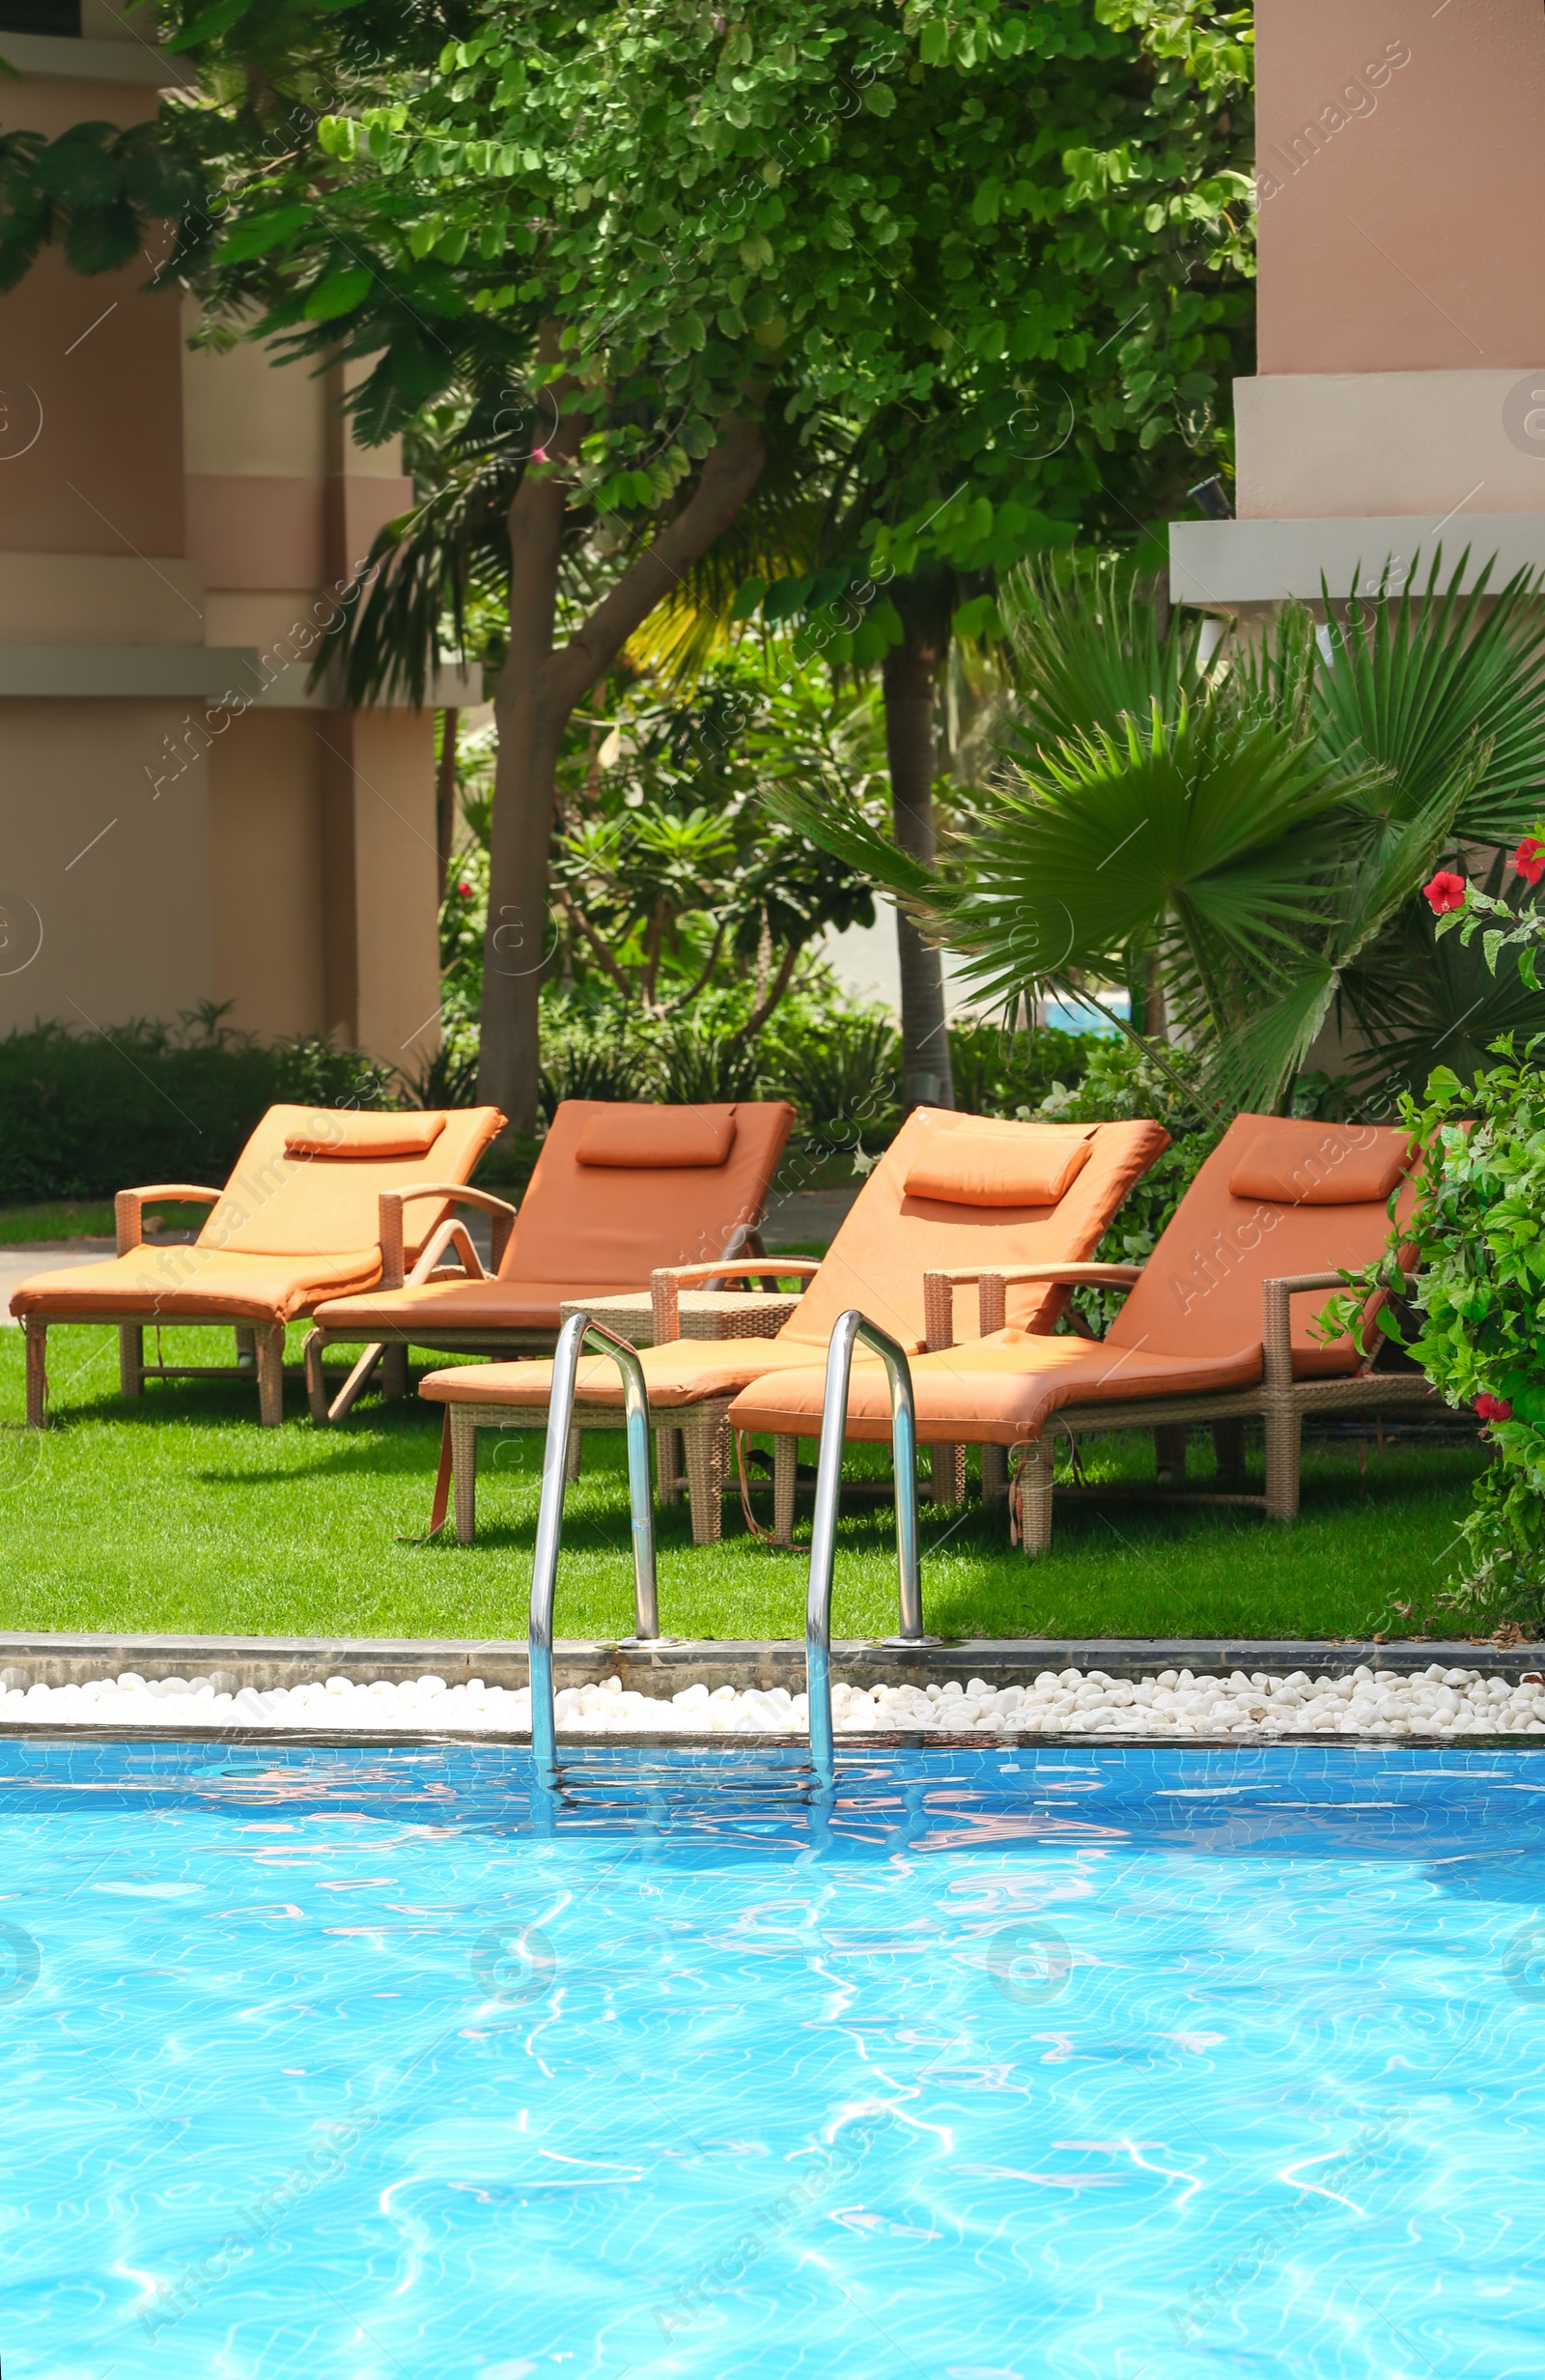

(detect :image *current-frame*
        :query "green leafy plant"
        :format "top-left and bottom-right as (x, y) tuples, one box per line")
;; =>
(1319, 1042), (1545, 1619)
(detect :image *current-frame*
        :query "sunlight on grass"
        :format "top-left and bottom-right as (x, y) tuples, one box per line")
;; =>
(0, 1323), (1490, 1645)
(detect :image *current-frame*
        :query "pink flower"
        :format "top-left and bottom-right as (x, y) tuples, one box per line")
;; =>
(1475, 1393), (1514, 1424)
(530, 446), (548, 465)
(1423, 870), (1468, 916)
(1515, 835), (1545, 888)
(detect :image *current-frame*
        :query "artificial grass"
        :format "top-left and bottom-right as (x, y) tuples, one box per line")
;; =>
(0, 1321), (1501, 1646)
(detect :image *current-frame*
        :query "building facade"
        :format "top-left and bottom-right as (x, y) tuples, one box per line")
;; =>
(1172, 0), (1545, 614)
(0, 0), (472, 1067)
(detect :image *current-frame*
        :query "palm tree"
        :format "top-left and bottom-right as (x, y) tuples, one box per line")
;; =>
(771, 551), (1523, 1114)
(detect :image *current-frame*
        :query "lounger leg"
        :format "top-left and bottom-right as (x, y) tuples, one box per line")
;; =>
(684, 1418), (724, 1547)
(929, 1444), (966, 1508)
(565, 1428), (582, 1483)
(303, 1330), (329, 1425)
(23, 1320), (47, 1429)
(118, 1325), (144, 1401)
(1014, 1440), (1055, 1556)
(234, 1325), (256, 1372)
(981, 1444), (1008, 1505)
(773, 1434), (798, 1545)
(1154, 1422), (1188, 1484)
(326, 1344), (386, 1426)
(254, 1324), (285, 1427)
(1213, 1418), (1248, 1480)
(381, 1343), (410, 1402)
(656, 1426), (682, 1506)
(1264, 1404), (1302, 1520)
(452, 1405), (479, 1544)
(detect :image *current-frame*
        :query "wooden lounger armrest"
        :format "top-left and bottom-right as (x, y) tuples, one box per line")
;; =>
(922, 1261), (1144, 1349)
(1265, 1268), (1419, 1384)
(651, 1258), (820, 1344)
(115, 1184), (222, 1256)
(378, 1183), (519, 1289)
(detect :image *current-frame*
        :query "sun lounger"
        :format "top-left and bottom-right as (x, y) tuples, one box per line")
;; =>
(416, 1106), (1170, 1544)
(11, 1103), (504, 1427)
(728, 1115), (1431, 1550)
(304, 1099), (796, 1424)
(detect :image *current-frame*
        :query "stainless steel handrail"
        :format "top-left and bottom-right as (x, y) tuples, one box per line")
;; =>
(806, 1309), (924, 1791)
(530, 1311), (659, 1789)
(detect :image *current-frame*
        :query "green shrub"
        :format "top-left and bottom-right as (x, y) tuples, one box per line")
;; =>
(757, 1005), (902, 1152)
(948, 1017), (1102, 1118)
(1322, 1043), (1545, 1617)
(536, 994), (657, 1119)
(0, 1009), (392, 1204)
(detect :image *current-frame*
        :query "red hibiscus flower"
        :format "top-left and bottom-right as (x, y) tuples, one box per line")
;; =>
(457, 880), (473, 896)
(1475, 1393), (1514, 1424)
(1423, 870), (1468, 916)
(1515, 835), (1545, 887)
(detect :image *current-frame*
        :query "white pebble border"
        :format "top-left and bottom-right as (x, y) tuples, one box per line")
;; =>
(0, 1663), (1543, 1738)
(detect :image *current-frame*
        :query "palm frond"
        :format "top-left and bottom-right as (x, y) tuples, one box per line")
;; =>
(996, 550), (1214, 757)
(1306, 550), (1545, 842)
(317, 438), (521, 707)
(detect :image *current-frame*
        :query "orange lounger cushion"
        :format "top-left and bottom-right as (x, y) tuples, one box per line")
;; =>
(1227, 1121), (1417, 1206)
(575, 1105), (737, 1168)
(729, 1330), (1267, 1446)
(417, 1334), (861, 1410)
(903, 1121), (1096, 1207)
(283, 1111), (448, 1158)
(317, 1278), (645, 1338)
(8, 1246), (381, 1327)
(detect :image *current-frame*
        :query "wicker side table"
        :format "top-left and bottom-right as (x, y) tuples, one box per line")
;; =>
(557, 1288), (802, 1348)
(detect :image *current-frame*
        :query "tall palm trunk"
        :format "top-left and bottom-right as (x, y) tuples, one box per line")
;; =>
(476, 393), (766, 1139)
(882, 617), (955, 1112)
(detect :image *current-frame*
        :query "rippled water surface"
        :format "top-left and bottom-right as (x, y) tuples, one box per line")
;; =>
(2, 1740), (1544, 2378)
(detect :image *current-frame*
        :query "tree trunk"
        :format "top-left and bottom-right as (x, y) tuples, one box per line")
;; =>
(882, 633), (955, 1113)
(435, 707), (459, 894)
(477, 390), (767, 1138)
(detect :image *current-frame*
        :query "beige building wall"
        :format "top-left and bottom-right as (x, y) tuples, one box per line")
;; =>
(0, 16), (465, 1069)
(0, 698), (211, 1029)
(1172, 0), (1545, 608)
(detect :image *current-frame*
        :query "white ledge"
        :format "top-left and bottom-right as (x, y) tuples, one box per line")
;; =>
(1170, 513), (1545, 608)
(0, 28), (190, 84)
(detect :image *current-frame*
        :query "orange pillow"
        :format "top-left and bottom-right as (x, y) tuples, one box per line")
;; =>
(576, 1106), (736, 1168)
(1229, 1124), (1415, 1205)
(904, 1125), (1095, 1207)
(283, 1110), (446, 1158)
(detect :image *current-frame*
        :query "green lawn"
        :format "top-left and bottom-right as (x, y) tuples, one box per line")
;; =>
(0, 1321), (1497, 1645)
(0, 1202), (212, 1244)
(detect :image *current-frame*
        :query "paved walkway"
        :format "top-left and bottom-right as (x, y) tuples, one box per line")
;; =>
(0, 1240), (115, 1324)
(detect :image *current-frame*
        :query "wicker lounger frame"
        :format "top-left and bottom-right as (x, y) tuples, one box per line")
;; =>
(977, 1264), (1440, 1553)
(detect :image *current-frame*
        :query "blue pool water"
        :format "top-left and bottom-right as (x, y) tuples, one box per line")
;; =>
(2, 1740), (1544, 2378)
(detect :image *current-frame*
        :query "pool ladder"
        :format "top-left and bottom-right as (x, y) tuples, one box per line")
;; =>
(529, 1307), (925, 1794)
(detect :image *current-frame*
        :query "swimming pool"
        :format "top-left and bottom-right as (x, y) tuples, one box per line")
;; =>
(3, 1740), (1542, 2376)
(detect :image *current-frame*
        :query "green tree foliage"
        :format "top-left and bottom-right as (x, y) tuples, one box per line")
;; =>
(0, 0), (1256, 1134)
(179, 0), (1251, 1129)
